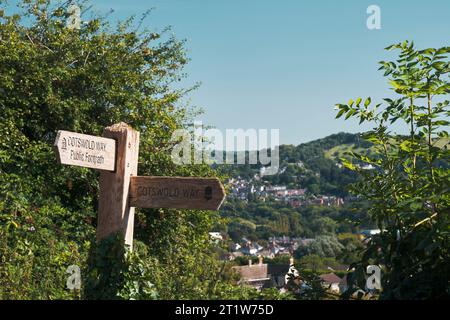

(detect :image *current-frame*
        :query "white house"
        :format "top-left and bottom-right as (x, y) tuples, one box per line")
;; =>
(319, 273), (342, 294)
(208, 232), (223, 242)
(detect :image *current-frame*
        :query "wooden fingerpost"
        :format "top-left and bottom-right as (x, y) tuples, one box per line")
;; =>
(97, 122), (140, 250)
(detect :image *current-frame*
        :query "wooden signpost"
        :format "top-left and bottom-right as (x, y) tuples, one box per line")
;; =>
(54, 130), (116, 171)
(130, 176), (225, 210)
(54, 122), (226, 250)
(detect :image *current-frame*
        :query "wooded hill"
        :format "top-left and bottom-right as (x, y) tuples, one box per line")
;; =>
(219, 132), (373, 197)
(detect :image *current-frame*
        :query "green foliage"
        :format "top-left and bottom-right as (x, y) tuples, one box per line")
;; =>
(295, 235), (344, 259)
(0, 0), (240, 300)
(297, 254), (340, 272)
(84, 235), (159, 300)
(335, 41), (450, 299)
(337, 233), (365, 265)
(222, 198), (371, 242)
(0, 202), (90, 299)
(286, 269), (331, 300)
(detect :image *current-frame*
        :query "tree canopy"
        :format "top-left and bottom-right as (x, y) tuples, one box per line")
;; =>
(0, 0), (230, 299)
(335, 41), (450, 299)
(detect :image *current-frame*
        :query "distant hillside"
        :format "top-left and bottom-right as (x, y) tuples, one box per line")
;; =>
(218, 132), (449, 198)
(218, 132), (372, 197)
(324, 143), (373, 161)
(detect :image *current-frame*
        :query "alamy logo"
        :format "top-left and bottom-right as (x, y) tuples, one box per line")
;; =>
(367, 5), (381, 30)
(67, 5), (81, 30)
(170, 121), (280, 176)
(366, 265), (382, 290)
(66, 265), (81, 290)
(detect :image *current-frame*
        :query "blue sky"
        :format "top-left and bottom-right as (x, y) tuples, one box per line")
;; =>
(10, 0), (450, 145)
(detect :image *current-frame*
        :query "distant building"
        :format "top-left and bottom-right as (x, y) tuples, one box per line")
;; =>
(232, 257), (270, 290)
(360, 229), (381, 237)
(230, 243), (241, 251)
(266, 264), (292, 288)
(296, 161), (305, 168)
(208, 232), (223, 241)
(268, 244), (283, 256)
(222, 251), (244, 261)
(258, 249), (275, 259)
(265, 186), (287, 193)
(277, 189), (307, 197)
(319, 273), (342, 294)
(241, 243), (262, 256)
(234, 257), (300, 291)
(289, 199), (302, 207)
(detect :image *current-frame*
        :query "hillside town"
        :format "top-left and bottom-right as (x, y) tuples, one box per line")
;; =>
(228, 177), (346, 207)
(231, 257), (349, 295)
(210, 230), (380, 296)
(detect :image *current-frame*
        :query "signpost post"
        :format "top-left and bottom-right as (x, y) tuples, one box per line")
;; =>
(97, 123), (140, 249)
(54, 122), (226, 251)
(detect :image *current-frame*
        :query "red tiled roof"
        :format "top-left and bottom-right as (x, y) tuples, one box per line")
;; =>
(320, 273), (342, 284)
(233, 264), (268, 281)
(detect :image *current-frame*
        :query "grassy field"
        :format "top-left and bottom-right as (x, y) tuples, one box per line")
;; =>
(323, 143), (370, 160)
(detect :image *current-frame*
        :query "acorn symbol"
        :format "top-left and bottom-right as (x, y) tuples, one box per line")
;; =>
(204, 186), (213, 201)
